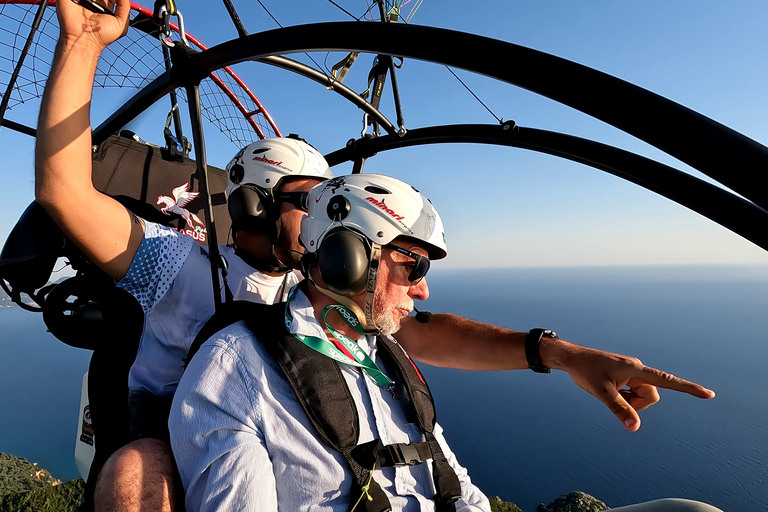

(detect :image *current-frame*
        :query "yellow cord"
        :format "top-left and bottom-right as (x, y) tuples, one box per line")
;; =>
(349, 462), (377, 512)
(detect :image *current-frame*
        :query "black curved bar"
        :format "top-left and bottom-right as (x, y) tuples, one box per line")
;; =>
(92, 57), (397, 142)
(0, 119), (36, 137)
(172, 22), (768, 212)
(91, 22), (768, 220)
(326, 124), (768, 253)
(257, 55), (396, 136)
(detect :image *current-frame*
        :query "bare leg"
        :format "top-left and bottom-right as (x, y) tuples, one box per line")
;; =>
(94, 438), (177, 512)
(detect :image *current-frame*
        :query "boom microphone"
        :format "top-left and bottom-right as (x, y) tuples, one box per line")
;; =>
(413, 307), (433, 324)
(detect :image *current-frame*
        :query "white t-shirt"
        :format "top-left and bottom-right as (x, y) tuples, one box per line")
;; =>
(117, 222), (299, 399)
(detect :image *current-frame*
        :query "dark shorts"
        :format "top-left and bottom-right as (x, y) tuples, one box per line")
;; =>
(128, 394), (175, 444)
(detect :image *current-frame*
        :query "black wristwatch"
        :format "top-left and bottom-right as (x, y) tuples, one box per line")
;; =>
(525, 328), (558, 374)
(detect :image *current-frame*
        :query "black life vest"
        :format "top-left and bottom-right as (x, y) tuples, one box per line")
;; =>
(188, 300), (463, 512)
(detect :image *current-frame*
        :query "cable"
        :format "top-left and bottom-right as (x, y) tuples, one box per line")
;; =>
(363, 0), (377, 21)
(444, 65), (503, 124)
(404, 0), (424, 23)
(255, 0), (282, 27)
(326, 0), (361, 21)
(254, 0), (327, 75)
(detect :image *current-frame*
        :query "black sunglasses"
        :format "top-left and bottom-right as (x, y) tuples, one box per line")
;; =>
(386, 244), (430, 284)
(274, 191), (309, 212)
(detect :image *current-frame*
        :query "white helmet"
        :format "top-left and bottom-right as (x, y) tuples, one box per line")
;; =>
(301, 173), (447, 261)
(300, 173), (446, 334)
(224, 136), (332, 198)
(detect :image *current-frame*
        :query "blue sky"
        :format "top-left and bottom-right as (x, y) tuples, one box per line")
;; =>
(2, 0), (768, 268)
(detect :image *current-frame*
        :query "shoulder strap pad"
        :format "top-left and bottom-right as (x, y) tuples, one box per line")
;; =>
(246, 312), (361, 453)
(377, 336), (436, 432)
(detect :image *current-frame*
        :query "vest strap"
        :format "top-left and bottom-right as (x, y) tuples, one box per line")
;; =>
(377, 441), (432, 467)
(426, 431), (462, 512)
(344, 440), (392, 512)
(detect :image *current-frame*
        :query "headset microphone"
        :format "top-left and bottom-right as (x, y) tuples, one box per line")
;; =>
(413, 307), (433, 324)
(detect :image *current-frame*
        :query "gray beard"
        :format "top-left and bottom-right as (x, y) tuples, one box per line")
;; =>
(373, 297), (414, 336)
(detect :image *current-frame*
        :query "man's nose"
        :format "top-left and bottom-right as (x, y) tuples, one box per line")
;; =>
(409, 278), (429, 301)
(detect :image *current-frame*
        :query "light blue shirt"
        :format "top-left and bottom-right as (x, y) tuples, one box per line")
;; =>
(169, 289), (490, 512)
(117, 222), (298, 399)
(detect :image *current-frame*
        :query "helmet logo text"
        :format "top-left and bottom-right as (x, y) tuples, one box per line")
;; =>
(365, 197), (404, 221)
(252, 154), (283, 167)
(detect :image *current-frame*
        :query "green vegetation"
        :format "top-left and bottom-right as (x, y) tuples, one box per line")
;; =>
(0, 454), (61, 496)
(0, 478), (84, 512)
(490, 495), (524, 512)
(0, 454), (84, 512)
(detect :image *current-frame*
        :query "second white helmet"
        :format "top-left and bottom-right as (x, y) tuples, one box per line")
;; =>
(225, 136), (332, 198)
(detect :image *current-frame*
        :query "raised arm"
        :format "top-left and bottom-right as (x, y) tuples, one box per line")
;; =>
(34, 0), (140, 280)
(395, 313), (715, 432)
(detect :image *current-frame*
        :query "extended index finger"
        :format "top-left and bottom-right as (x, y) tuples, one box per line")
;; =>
(631, 365), (715, 399)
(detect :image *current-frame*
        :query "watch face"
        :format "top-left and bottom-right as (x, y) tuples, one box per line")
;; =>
(542, 329), (558, 339)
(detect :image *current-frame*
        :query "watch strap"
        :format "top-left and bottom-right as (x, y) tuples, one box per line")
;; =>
(526, 328), (557, 374)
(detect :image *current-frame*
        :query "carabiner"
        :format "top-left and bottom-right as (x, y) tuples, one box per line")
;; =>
(156, 5), (189, 49)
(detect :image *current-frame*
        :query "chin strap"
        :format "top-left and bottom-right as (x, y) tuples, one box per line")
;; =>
(310, 279), (379, 335)
(363, 243), (382, 333)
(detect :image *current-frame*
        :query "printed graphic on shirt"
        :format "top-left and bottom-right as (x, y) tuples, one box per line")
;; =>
(157, 182), (208, 242)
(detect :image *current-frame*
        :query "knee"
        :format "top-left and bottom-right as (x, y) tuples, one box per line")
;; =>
(94, 438), (177, 512)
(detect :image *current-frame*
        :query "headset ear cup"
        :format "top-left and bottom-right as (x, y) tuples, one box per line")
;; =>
(317, 230), (371, 296)
(228, 186), (272, 234)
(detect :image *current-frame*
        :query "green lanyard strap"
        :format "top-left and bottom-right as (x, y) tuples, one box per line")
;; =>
(284, 288), (394, 389)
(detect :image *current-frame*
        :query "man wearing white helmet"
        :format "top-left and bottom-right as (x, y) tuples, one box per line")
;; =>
(171, 175), (721, 512)
(35, 5), (335, 499)
(171, 174), (488, 512)
(38, 2), (717, 510)
(38, 133), (332, 510)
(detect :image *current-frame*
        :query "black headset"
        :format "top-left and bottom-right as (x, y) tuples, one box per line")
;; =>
(316, 229), (373, 296)
(226, 161), (283, 240)
(302, 194), (377, 297)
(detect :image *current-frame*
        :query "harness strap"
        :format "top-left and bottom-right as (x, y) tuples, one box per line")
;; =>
(344, 441), (392, 512)
(186, 299), (463, 511)
(426, 432), (462, 512)
(377, 441), (431, 467)
(377, 336), (434, 431)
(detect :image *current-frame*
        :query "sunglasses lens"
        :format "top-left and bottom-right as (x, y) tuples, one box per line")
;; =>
(409, 257), (430, 284)
(298, 192), (308, 211)
(278, 192), (309, 211)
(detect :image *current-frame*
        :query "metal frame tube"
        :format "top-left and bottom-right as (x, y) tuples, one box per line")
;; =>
(0, 0), (47, 130)
(88, 22), (768, 253)
(185, 84), (223, 308)
(326, 124), (768, 253)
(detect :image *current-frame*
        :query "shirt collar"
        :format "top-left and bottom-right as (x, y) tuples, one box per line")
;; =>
(287, 288), (374, 351)
(287, 288), (331, 340)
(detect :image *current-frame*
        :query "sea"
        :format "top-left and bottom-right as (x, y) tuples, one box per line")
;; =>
(1, 265), (767, 511)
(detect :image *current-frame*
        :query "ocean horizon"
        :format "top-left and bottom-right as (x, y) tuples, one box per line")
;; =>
(1, 264), (767, 510)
